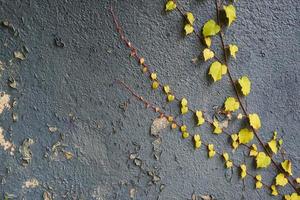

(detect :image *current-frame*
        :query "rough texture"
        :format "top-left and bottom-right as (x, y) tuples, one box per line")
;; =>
(0, 0), (299, 199)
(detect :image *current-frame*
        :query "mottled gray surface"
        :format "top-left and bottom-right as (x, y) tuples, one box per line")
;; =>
(0, 0), (299, 199)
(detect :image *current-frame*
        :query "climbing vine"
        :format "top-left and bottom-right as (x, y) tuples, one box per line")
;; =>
(111, 0), (300, 199)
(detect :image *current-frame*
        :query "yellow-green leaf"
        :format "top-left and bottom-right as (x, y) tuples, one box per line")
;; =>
(281, 160), (292, 176)
(184, 24), (194, 35)
(223, 5), (236, 26)
(195, 111), (205, 126)
(224, 97), (240, 112)
(203, 48), (214, 61)
(202, 20), (220, 37)
(165, 0), (176, 11)
(275, 173), (288, 187)
(238, 76), (251, 96)
(229, 44), (238, 59)
(249, 113), (261, 130)
(238, 128), (253, 144)
(186, 12), (195, 25)
(209, 61), (227, 82)
(256, 152), (271, 168)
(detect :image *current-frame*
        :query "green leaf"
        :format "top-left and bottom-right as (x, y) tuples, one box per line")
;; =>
(202, 20), (220, 37)
(209, 61), (227, 82)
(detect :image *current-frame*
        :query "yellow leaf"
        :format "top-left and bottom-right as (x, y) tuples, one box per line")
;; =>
(255, 175), (264, 190)
(256, 181), (263, 189)
(167, 116), (173, 122)
(209, 61), (227, 82)
(229, 44), (238, 59)
(256, 174), (262, 181)
(249, 144), (258, 157)
(181, 106), (188, 114)
(152, 81), (159, 89)
(213, 120), (222, 134)
(202, 19), (220, 37)
(296, 177), (300, 184)
(208, 150), (216, 158)
(208, 144), (216, 158)
(224, 97), (240, 112)
(150, 72), (157, 80)
(194, 135), (201, 149)
(223, 5), (236, 26)
(195, 111), (205, 126)
(240, 164), (247, 179)
(182, 132), (189, 139)
(238, 128), (254, 144)
(204, 37), (212, 48)
(225, 160), (233, 168)
(203, 48), (214, 61)
(271, 185), (278, 196)
(223, 152), (229, 161)
(194, 134), (201, 141)
(284, 193), (300, 200)
(165, 0), (176, 11)
(231, 134), (239, 149)
(184, 24), (194, 35)
(237, 113), (243, 120)
(163, 85), (170, 94)
(281, 160), (292, 176)
(221, 65), (227, 75)
(231, 134), (238, 141)
(238, 76), (251, 96)
(275, 173), (288, 187)
(208, 144), (214, 151)
(256, 152), (271, 168)
(268, 139), (278, 154)
(181, 98), (188, 106)
(194, 140), (201, 148)
(139, 57), (145, 64)
(186, 12), (195, 25)
(249, 113), (261, 130)
(180, 125), (187, 132)
(167, 94), (175, 102)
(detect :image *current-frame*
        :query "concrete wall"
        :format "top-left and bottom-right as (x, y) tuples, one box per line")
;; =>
(0, 0), (299, 199)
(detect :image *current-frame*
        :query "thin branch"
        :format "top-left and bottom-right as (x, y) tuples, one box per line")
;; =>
(117, 79), (275, 193)
(214, 0), (298, 192)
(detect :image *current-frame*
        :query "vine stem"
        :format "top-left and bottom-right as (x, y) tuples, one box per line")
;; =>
(111, 4), (298, 193)
(214, 0), (298, 193)
(116, 79), (275, 192)
(110, 4), (252, 150)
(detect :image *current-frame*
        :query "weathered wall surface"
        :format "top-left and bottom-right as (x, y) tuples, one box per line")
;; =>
(0, 0), (299, 199)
